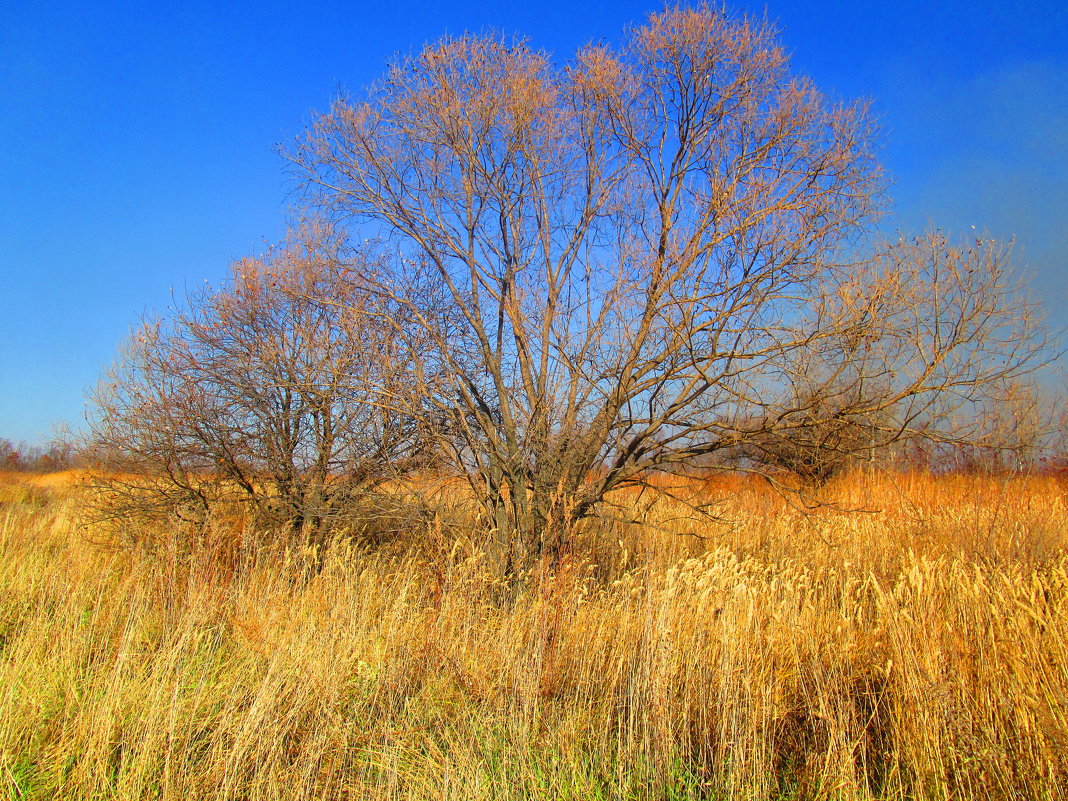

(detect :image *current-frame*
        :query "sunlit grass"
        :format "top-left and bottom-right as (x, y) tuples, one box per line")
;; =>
(1, 470), (1066, 799)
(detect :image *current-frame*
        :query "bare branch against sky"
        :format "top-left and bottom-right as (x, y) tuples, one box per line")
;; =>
(1, 0), (1065, 443)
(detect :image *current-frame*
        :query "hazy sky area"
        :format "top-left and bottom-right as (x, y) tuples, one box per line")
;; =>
(1, 0), (1066, 443)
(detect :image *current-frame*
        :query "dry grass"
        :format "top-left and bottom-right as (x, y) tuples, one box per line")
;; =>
(1, 471), (1067, 799)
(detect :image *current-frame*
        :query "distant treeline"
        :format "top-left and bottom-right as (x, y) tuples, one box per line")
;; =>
(0, 438), (77, 473)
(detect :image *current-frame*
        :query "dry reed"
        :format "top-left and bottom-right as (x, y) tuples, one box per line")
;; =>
(1, 470), (1066, 799)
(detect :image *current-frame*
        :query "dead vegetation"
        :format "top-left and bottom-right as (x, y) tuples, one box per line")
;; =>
(13, 5), (1063, 798)
(2, 470), (1066, 800)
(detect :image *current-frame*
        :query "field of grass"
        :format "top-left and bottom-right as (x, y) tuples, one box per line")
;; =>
(1, 469), (1067, 800)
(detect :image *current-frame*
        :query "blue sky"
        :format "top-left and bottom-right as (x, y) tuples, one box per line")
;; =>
(2, 0), (1066, 443)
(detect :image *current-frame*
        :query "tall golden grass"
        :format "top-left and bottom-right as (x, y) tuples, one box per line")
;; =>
(1, 470), (1066, 799)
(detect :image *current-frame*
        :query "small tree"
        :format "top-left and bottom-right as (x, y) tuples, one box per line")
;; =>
(289, 6), (1048, 573)
(737, 232), (1052, 484)
(983, 381), (1046, 473)
(737, 395), (888, 487)
(87, 223), (432, 551)
(0, 439), (20, 471)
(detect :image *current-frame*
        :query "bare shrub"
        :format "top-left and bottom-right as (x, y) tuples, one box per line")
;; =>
(85, 222), (435, 555)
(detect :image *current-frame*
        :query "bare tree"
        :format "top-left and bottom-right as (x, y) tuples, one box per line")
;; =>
(740, 232), (1052, 481)
(86, 222), (432, 552)
(938, 378), (1061, 474)
(288, 6), (1049, 572)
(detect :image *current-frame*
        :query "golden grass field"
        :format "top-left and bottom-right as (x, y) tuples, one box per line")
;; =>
(1, 468), (1067, 800)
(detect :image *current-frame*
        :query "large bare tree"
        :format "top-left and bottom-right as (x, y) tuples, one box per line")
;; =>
(288, 6), (1048, 571)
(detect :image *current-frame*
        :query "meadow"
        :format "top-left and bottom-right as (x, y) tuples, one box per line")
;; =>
(1, 469), (1066, 800)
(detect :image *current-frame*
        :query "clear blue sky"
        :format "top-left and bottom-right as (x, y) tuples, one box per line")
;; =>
(2, 0), (1066, 443)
